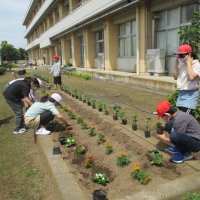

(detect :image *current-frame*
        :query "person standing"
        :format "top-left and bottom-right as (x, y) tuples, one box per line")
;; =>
(156, 100), (200, 164)
(173, 44), (200, 116)
(3, 77), (41, 134)
(50, 55), (62, 90)
(24, 93), (71, 135)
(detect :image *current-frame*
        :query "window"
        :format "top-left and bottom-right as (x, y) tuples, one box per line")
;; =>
(155, 4), (197, 55)
(118, 21), (136, 57)
(95, 30), (104, 57)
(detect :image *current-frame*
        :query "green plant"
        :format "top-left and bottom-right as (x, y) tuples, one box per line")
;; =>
(85, 156), (95, 168)
(147, 150), (163, 166)
(81, 122), (88, 129)
(116, 152), (131, 167)
(65, 135), (76, 147)
(155, 122), (164, 134)
(181, 192), (200, 200)
(131, 114), (138, 125)
(97, 100), (106, 111)
(97, 133), (106, 144)
(93, 173), (109, 185)
(167, 89), (179, 109)
(68, 111), (76, 120)
(178, 10), (200, 58)
(76, 117), (84, 124)
(105, 142), (113, 154)
(88, 125), (96, 136)
(113, 103), (121, 115)
(74, 145), (87, 156)
(0, 67), (6, 75)
(130, 163), (151, 185)
(119, 111), (126, 120)
(144, 117), (151, 132)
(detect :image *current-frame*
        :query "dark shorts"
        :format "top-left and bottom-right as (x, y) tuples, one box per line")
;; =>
(54, 76), (62, 85)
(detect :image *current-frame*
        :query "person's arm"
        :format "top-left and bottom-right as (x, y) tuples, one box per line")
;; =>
(186, 55), (197, 80)
(23, 97), (33, 106)
(156, 133), (171, 143)
(173, 58), (179, 80)
(55, 113), (71, 127)
(49, 65), (54, 74)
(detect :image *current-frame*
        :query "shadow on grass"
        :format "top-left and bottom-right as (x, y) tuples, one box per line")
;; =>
(0, 116), (14, 126)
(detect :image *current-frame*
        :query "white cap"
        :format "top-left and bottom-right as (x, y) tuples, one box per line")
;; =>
(51, 93), (62, 104)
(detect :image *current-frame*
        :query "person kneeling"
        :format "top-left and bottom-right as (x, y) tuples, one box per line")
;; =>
(155, 100), (200, 164)
(24, 93), (71, 135)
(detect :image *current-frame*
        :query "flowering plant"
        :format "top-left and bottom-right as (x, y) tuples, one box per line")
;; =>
(65, 135), (76, 147)
(88, 125), (96, 136)
(116, 152), (131, 167)
(130, 163), (151, 185)
(74, 145), (87, 156)
(147, 150), (163, 166)
(93, 173), (109, 185)
(97, 133), (106, 144)
(105, 142), (113, 154)
(85, 156), (95, 168)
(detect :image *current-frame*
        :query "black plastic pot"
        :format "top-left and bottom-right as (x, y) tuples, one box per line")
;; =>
(92, 104), (96, 109)
(156, 128), (164, 135)
(17, 69), (26, 75)
(83, 100), (86, 103)
(59, 136), (66, 145)
(98, 108), (103, 112)
(104, 111), (109, 115)
(87, 102), (91, 106)
(132, 124), (137, 131)
(144, 131), (151, 138)
(113, 115), (118, 120)
(53, 145), (61, 155)
(93, 189), (107, 200)
(121, 119), (127, 125)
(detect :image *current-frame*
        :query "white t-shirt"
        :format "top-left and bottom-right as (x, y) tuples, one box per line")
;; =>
(177, 60), (200, 90)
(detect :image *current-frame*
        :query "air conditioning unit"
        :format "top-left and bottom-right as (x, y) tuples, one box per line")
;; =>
(146, 49), (165, 74)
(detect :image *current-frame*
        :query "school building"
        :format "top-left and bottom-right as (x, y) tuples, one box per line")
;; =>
(23, 0), (200, 76)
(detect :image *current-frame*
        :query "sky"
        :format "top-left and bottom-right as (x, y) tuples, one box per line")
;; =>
(0, 0), (31, 49)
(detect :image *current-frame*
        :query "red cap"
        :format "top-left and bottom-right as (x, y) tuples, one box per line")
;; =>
(53, 55), (59, 59)
(178, 44), (192, 54)
(156, 100), (171, 116)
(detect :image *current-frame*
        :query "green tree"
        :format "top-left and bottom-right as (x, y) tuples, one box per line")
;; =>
(178, 11), (200, 58)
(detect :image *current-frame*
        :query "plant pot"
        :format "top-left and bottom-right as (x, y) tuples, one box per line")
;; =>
(17, 69), (26, 75)
(83, 100), (86, 103)
(104, 110), (109, 115)
(93, 189), (107, 200)
(53, 145), (61, 155)
(144, 131), (151, 138)
(76, 96), (79, 99)
(132, 124), (137, 131)
(98, 108), (103, 112)
(156, 128), (164, 135)
(92, 104), (96, 109)
(121, 119), (127, 125)
(87, 102), (91, 106)
(113, 115), (118, 120)
(59, 136), (66, 145)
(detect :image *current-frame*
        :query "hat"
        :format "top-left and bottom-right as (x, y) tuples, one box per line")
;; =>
(51, 93), (62, 105)
(33, 77), (42, 88)
(156, 100), (171, 116)
(177, 44), (192, 54)
(53, 55), (59, 59)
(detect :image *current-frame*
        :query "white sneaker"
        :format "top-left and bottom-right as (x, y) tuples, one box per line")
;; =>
(35, 128), (50, 135)
(13, 128), (27, 134)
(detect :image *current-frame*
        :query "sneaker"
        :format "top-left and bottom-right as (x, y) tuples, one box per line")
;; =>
(35, 128), (50, 135)
(167, 146), (179, 154)
(13, 128), (27, 134)
(170, 152), (193, 164)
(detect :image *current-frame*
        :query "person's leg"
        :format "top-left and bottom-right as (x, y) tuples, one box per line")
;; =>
(6, 99), (24, 132)
(53, 76), (57, 90)
(170, 131), (200, 153)
(39, 111), (55, 126)
(57, 76), (62, 90)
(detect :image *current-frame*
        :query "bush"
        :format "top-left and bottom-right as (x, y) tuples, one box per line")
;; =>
(0, 67), (6, 75)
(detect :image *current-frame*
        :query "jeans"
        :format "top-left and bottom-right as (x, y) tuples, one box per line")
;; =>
(40, 111), (55, 126)
(5, 99), (24, 131)
(170, 131), (200, 153)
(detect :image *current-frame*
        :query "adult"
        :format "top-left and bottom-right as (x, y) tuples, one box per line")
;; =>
(3, 77), (41, 134)
(50, 55), (62, 90)
(156, 100), (200, 164)
(173, 44), (200, 116)
(24, 93), (71, 135)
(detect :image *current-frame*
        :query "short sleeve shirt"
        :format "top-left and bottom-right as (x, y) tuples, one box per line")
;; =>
(177, 60), (200, 90)
(3, 80), (30, 103)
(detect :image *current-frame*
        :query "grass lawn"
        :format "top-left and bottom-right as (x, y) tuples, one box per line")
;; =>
(0, 72), (56, 200)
